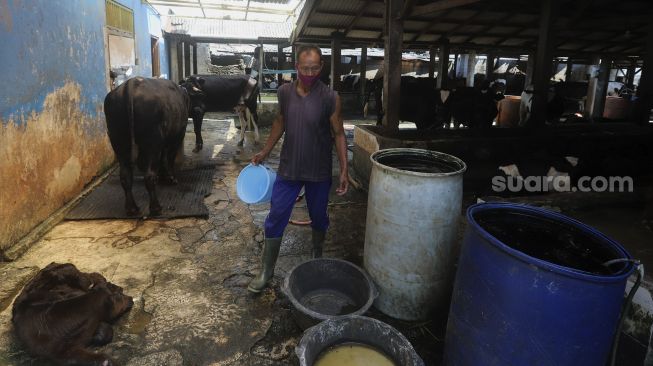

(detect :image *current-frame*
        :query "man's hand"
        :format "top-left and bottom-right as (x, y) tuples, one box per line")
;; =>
(336, 171), (349, 196)
(251, 150), (268, 165)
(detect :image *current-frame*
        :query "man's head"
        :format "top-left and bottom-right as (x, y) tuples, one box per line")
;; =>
(295, 44), (323, 87)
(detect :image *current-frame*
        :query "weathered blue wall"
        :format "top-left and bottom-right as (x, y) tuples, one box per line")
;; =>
(0, 0), (167, 254)
(0, 0), (107, 124)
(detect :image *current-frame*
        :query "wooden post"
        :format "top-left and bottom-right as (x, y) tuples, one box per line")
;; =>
(291, 45), (297, 81)
(486, 52), (495, 81)
(437, 39), (450, 89)
(585, 55), (600, 115)
(360, 45), (368, 98)
(382, 0), (403, 132)
(525, 54), (534, 87)
(429, 46), (436, 79)
(277, 44), (284, 86)
(466, 51), (476, 87)
(592, 57), (611, 119)
(531, 0), (557, 127)
(565, 57), (573, 82)
(184, 41), (191, 78)
(258, 43), (264, 90)
(634, 19), (653, 124)
(176, 41), (183, 83)
(192, 43), (198, 75)
(331, 32), (343, 90)
(626, 58), (636, 86)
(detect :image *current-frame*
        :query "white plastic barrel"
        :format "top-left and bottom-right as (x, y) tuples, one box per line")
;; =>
(364, 148), (466, 321)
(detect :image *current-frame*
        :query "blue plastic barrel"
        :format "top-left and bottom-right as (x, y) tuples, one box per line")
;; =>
(236, 164), (277, 204)
(444, 203), (634, 366)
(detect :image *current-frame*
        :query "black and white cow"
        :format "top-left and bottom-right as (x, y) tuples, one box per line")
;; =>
(104, 77), (195, 216)
(366, 76), (498, 130)
(181, 74), (259, 152)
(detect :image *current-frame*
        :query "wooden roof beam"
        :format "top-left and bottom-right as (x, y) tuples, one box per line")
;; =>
(410, 0), (483, 16)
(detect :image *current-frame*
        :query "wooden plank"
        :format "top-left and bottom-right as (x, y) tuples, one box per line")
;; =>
(383, 0), (403, 132)
(530, 0), (557, 127)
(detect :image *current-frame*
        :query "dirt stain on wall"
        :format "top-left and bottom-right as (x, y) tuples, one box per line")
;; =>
(0, 81), (114, 251)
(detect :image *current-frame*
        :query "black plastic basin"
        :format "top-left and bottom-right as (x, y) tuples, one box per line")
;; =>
(281, 258), (378, 330)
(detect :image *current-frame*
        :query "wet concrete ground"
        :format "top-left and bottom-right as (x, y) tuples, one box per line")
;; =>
(1, 114), (651, 365)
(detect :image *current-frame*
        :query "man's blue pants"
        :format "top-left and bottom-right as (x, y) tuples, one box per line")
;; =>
(264, 176), (332, 238)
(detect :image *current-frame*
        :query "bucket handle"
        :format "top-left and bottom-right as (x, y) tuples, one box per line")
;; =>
(606, 258), (642, 366)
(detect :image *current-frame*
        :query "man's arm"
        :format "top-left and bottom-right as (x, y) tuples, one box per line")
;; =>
(330, 95), (349, 196)
(252, 113), (284, 165)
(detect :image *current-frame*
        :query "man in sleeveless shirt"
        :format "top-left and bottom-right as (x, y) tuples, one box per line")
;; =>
(248, 45), (349, 293)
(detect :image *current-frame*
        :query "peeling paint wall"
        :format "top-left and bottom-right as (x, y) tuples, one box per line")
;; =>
(0, 0), (167, 253)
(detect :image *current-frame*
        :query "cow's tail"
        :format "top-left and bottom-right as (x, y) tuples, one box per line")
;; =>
(362, 80), (374, 118)
(124, 78), (140, 170)
(248, 82), (260, 123)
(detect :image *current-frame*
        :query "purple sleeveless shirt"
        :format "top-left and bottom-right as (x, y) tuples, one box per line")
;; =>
(277, 80), (337, 181)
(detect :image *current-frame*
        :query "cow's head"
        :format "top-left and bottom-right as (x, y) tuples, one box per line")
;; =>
(179, 76), (206, 117)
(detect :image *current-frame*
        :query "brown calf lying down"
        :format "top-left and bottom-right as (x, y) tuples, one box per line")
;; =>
(11, 263), (133, 366)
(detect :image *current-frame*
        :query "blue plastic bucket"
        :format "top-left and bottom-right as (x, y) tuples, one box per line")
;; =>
(236, 164), (277, 204)
(444, 202), (635, 366)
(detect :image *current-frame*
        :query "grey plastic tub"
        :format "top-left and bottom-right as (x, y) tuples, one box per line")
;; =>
(296, 315), (425, 366)
(281, 258), (378, 330)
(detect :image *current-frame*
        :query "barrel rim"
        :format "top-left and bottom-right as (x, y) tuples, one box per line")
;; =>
(466, 202), (635, 282)
(295, 315), (424, 366)
(370, 148), (467, 177)
(281, 258), (378, 322)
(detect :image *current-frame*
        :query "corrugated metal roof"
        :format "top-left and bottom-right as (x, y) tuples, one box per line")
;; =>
(291, 0), (649, 57)
(165, 16), (292, 40)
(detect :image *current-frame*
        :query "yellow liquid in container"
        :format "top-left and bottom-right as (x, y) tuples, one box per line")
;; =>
(314, 342), (396, 366)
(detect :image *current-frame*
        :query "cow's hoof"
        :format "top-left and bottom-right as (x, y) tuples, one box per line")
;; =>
(237, 140), (244, 147)
(149, 206), (163, 216)
(126, 207), (140, 216)
(193, 143), (203, 153)
(160, 176), (178, 185)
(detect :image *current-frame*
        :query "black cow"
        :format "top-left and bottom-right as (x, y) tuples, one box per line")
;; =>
(181, 74), (259, 152)
(367, 76), (498, 130)
(449, 84), (499, 129)
(104, 77), (193, 216)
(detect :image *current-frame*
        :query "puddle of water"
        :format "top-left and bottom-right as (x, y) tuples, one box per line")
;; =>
(126, 308), (153, 334)
(299, 289), (360, 316)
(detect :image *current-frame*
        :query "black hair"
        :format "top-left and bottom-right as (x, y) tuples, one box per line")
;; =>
(296, 44), (322, 61)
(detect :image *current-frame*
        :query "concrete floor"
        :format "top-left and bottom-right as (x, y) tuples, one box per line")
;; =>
(1, 113), (651, 365)
(0, 113), (397, 366)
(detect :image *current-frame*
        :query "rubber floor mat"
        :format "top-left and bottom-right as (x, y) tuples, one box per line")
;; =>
(65, 165), (215, 220)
